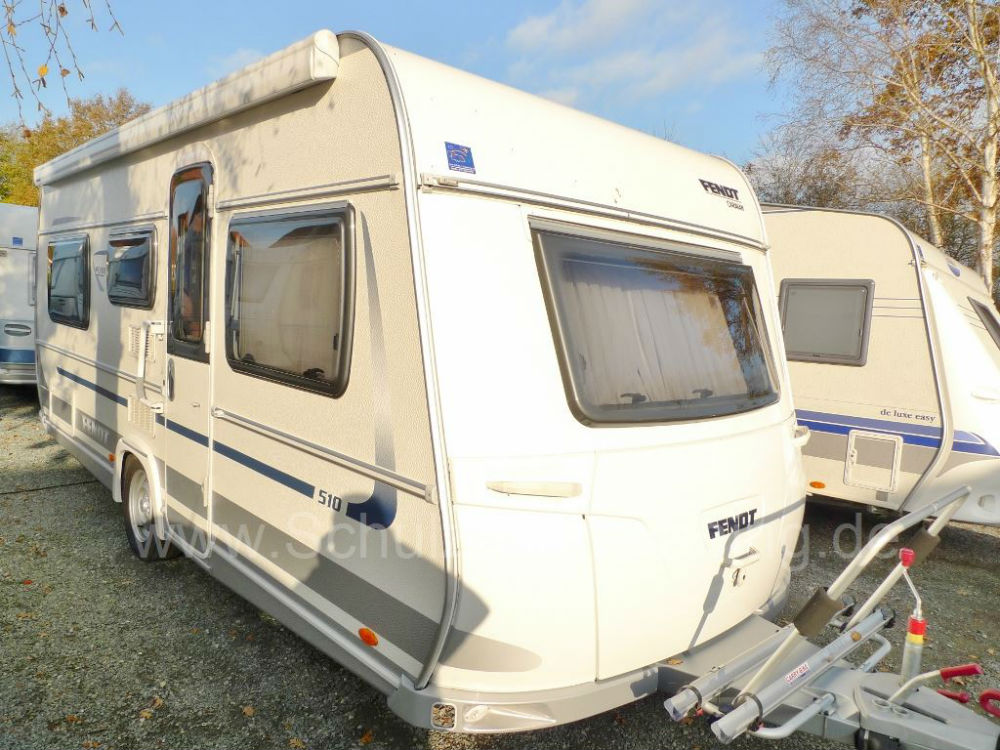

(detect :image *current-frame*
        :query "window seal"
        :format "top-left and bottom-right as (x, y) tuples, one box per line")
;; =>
(779, 278), (875, 367)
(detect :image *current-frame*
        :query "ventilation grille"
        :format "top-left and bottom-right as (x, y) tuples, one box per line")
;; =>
(128, 397), (155, 434)
(127, 326), (154, 362)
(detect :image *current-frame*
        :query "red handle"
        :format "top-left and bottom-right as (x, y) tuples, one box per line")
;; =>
(940, 663), (984, 681)
(937, 689), (970, 704)
(900, 547), (915, 568)
(980, 690), (1000, 719)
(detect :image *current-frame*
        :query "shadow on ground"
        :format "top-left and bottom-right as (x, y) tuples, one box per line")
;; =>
(1, 385), (997, 749)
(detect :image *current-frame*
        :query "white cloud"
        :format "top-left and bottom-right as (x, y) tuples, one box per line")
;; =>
(207, 48), (264, 79)
(503, 2), (762, 108)
(508, 0), (670, 55)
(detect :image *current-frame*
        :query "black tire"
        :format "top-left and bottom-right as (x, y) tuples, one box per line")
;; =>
(122, 455), (180, 561)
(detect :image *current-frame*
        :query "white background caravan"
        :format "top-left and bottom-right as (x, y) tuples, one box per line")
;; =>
(0, 203), (38, 384)
(33, 31), (807, 732)
(765, 206), (1000, 526)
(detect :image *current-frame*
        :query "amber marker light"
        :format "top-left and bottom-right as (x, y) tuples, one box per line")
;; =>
(108, 453), (115, 462)
(358, 627), (379, 647)
(809, 481), (826, 489)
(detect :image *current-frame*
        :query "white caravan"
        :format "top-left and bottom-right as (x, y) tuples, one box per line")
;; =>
(0, 203), (38, 384)
(765, 206), (1000, 526)
(36, 29), (805, 734)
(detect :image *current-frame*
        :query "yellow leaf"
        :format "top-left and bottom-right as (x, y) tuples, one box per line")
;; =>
(57, 3), (67, 17)
(150, 696), (164, 710)
(359, 729), (374, 745)
(288, 739), (306, 749)
(6, 22), (15, 37)
(138, 709), (153, 720)
(60, 68), (70, 78)
(242, 706), (256, 717)
(38, 64), (48, 77)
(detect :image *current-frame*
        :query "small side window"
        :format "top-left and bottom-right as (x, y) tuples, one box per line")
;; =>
(107, 231), (155, 308)
(779, 278), (874, 366)
(225, 206), (353, 397)
(47, 236), (89, 329)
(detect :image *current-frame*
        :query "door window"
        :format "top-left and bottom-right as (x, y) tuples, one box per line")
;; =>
(169, 164), (212, 359)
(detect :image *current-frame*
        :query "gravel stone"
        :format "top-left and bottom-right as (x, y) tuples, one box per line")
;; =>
(1, 385), (997, 749)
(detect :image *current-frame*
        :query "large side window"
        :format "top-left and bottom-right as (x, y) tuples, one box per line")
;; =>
(779, 279), (874, 366)
(225, 206), (353, 396)
(169, 164), (211, 357)
(107, 230), (155, 308)
(47, 236), (89, 328)
(535, 229), (779, 424)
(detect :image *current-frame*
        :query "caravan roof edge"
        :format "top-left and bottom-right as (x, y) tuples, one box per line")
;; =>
(32, 30), (340, 187)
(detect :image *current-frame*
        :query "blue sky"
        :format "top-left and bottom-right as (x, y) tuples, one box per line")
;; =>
(3, 0), (789, 164)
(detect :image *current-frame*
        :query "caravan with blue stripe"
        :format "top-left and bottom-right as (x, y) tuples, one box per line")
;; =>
(768, 206), (1000, 526)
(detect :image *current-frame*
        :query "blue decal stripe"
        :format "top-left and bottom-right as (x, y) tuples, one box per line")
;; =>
(165, 419), (209, 447)
(795, 408), (942, 438)
(154, 414), (391, 527)
(0, 348), (35, 364)
(214, 440), (314, 498)
(798, 409), (999, 457)
(57, 366), (127, 406)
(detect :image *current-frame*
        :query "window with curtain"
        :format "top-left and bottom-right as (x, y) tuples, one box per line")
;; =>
(535, 230), (779, 424)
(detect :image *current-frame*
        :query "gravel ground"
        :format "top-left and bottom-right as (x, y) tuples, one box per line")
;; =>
(1, 383), (998, 750)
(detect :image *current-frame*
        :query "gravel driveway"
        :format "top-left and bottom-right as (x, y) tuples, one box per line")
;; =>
(2, 384), (998, 749)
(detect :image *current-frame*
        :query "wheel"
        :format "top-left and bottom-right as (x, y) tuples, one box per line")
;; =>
(122, 455), (180, 561)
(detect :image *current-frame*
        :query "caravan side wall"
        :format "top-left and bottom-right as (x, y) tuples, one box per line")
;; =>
(0, 205), (38, 385)
(35, 36), (448, 690)
(766, 210), (941, 509)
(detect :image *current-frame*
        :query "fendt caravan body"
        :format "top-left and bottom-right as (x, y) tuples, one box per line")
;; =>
(34, 31), (806, 732)
(765, 206), (1000, 525)
(0, 203), (38, 384)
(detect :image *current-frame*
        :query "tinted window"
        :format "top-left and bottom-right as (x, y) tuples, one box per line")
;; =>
(535, 230), (779, 424)
(47, 236), (89, 328)
(169, 165), (211, 351)
(780, 280), (874, 365)
(225, 208), (352, 396)
(107, 232), (154, 308)
(968, 297), (1000, 366)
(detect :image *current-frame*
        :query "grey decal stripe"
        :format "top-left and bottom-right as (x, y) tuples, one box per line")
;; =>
(73, 411), (119, 453)
(52, 394), (72, 423)
(804, 431), (936, 475)
(212, 492), (435, 662)
(347, 215), (397, 529)
(166, 467), (206, 517)
(211, 494), (538, 671)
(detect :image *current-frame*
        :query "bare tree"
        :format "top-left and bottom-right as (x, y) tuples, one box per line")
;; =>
(0, 1), (123, 122)
(770, 0), (1000, 288)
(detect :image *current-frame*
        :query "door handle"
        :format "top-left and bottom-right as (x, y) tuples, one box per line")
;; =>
(166, 359), (175, 401)
(793, 424), (811, 447)
(727, 547), (760, 568)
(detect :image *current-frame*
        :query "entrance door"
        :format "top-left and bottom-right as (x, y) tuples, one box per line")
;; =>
(163, 163), (214, 554)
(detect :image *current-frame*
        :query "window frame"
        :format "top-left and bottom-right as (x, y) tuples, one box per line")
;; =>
(107, 226), (156, 309)
(167, 163), (213, 362)
(46, 234), (90, 330)
(779, 278), (875, 366)
(533, 223), (781, 426)
(223, 201), (356, 398)
(968, 297), (1000, 352)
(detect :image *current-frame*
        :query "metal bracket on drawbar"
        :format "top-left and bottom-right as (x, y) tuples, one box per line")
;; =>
(793, 587), (844, 638)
